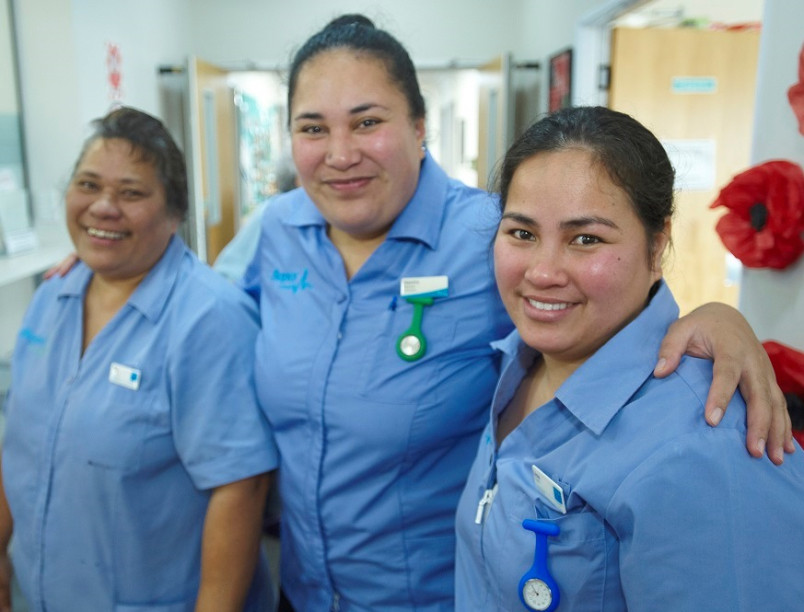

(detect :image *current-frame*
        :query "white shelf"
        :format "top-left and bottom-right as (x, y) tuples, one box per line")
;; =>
(0, 225), (73, 288)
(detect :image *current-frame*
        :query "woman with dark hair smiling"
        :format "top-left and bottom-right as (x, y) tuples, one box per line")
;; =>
(0, 107), (277, 612)
(455, 106), (804, 611)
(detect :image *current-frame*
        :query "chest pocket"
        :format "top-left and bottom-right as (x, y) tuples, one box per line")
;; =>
(530, 497), (614, 609)
(64, 378), (169, 473)
(354, 301), (458, 402)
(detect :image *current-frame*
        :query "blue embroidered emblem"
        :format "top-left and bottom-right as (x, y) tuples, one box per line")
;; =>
(20, 328), (46, 345)
(272, 269), (312, 293)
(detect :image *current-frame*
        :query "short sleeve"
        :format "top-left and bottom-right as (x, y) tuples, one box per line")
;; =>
(167, 290), (278, 490)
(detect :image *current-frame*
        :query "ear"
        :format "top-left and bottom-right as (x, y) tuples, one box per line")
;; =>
(414, 118), (426, 159)
(650, 218), (672, 280)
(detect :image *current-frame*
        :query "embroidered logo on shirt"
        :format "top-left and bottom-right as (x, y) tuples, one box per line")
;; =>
(19, 328), (47, 355)
(272, 269), (312, 293)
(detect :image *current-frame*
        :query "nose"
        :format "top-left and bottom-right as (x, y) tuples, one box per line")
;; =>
(88, 189), (122, 218)
(523, 246), (568, 288)
(325, 130), (360, 169)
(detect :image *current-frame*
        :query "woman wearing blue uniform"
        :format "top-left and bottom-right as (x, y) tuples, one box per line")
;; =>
(0, 108), (278, 611)
(455, 106), (804, 610)
(243, 15), (793, 611)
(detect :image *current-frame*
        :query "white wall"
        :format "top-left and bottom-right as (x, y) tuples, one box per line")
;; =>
(13, 0), (191, 214)
(187, 0), (528, 69)
(739, 0), (804, 350)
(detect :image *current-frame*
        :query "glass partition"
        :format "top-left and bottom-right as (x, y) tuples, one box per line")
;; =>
(0, 0), (28, 256)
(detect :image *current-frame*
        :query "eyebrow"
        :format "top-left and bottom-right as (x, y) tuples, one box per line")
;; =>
(292, 102), (388, 122)
(74, 170), (146, 185)
(501, 212), (620, 231)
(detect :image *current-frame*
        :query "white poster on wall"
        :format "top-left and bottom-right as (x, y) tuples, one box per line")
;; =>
(661, 139), (717, 192)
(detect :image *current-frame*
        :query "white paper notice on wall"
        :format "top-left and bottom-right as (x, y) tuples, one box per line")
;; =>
(661, 139), (717, 192)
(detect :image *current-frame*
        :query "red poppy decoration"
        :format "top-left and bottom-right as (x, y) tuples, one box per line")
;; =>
(762, 340), (804, 447)
(788, 43), (804, 136)
(710, 160), (804, 269)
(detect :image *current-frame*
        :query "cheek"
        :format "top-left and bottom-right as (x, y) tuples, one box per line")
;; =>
(582, 252), (650, 297)
(369, 128), (418, 168)
(493, 243), (525, 293)
(291, 140), (321, 180)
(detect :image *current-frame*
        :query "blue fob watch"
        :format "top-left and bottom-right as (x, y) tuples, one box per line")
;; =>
(518, 519), (560, 611)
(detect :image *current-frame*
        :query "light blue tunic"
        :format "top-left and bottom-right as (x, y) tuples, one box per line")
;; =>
(455, 281), (804, 611)
(3, 236), (279, 612)
(242, 154), (513, 610)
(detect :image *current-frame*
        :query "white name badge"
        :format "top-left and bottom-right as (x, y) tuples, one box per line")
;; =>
(400, 275), (449, 298)
(109, 362), (141, 391)
(531, 464), (567, 514)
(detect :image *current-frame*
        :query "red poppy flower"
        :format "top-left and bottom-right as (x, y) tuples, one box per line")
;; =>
(711, 160), (804, 269)
(788, 43), (804, 136)
(763, 341), (804, 446)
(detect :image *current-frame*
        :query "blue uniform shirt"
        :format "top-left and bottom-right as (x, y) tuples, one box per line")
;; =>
(3, 236), (279, 612)
(455, 281), (804, 611)
(242, 154), (513, 611)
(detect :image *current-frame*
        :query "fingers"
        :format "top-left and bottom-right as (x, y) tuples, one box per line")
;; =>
(654, 319), (690, 378)
(704, 358), (742, 429)
(738, 372), (792, 464)
(43, 253), (79, 279)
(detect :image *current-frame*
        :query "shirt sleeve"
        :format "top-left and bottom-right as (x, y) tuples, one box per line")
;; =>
(609, 428), (804, 611)
(167, 290), (278, 491)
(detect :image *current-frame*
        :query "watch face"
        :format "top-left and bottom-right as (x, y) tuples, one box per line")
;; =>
(522, 578), (552, 611)
(399, 334), (422, 356)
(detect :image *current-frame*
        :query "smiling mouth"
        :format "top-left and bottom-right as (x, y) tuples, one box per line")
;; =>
(87, 227), (127, 240)
(527, 299), (570, 311)
(325, 177), (372, 189)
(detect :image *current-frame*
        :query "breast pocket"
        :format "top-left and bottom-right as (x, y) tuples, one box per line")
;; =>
(531, 499), (613, 609)
(356, 302), (457, 403)
(73, 395), (160, 472)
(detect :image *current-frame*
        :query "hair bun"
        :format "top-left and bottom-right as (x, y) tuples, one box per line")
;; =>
(325, 13), (375, 30)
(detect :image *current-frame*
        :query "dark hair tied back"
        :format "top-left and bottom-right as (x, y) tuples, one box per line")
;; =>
(287, 13), (425, 122)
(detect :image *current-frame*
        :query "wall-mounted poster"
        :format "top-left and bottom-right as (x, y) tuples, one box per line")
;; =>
(549, 48), (573, 112)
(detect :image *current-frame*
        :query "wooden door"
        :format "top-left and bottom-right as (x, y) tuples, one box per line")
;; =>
(477, 54), (514, 190)
(609, 27), (760, 314)
(187, 57), (237, 264)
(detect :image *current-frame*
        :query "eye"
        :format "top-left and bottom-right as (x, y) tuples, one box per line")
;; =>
(357, 118), (379, 129)
(120, 189), (146, 200)
(571, 234), (601, 246)
(299, 124), (323, 135)
(510, 228), (536, 241)
(76, 180), (100, 192)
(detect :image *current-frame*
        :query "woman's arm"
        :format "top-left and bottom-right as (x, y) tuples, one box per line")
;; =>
(653, 302), (793, 464)
(195, 472), (272, 612)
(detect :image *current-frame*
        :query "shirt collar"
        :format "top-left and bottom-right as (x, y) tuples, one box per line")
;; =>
(493, 281), (680, 436)
(58, 234), (187, 323)
(280, 153), (449, 251)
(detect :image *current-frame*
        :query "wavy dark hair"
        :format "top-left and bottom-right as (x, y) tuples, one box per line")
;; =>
(72, 106), (188, 220)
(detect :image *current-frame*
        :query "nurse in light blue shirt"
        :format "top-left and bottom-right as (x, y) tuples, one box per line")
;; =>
(455, 106), (804, 611)
(1, 108), (278, 612)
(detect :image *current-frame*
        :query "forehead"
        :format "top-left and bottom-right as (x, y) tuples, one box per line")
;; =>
(292, 49), (404, 111)
(508, 149), (635, 216)
(76, 138), (155, 175)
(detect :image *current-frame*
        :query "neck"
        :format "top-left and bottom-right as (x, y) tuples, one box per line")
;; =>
(82, 272), (146, 353)
(328, 226), (388, 279)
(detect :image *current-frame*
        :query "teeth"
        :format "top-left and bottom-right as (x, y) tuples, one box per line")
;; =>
(87, 227), (126, 240)
(528, 299), (569, 311)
